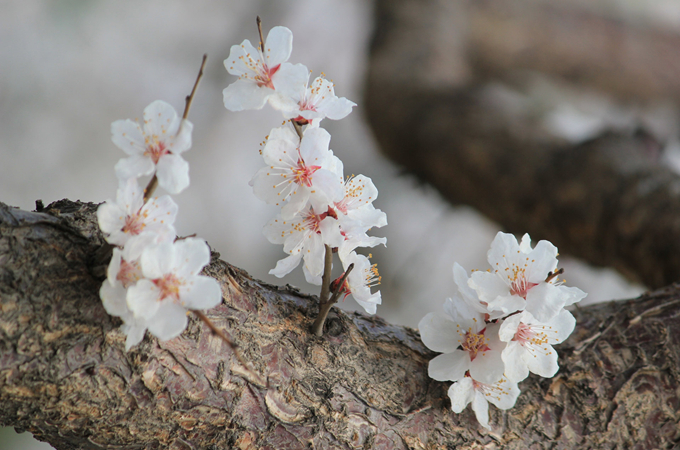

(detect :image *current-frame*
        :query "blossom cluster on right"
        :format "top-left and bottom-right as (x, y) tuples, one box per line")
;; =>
(419, 232), (586, 429)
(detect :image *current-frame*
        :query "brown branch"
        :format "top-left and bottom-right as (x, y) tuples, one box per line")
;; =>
(366, 0), (680, 289)
(144, 54), (207, 202)
(1, 199), (678, 449)
(312, 261), (354, 337)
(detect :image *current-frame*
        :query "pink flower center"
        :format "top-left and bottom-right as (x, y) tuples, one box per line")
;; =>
(255, 63), (280, 89)
(302, 208), (323, 234)
(509, 272), (538, 299)
(153, 273), (183, 302)
(117, 259), (142, 288)
(461, 327), (491, 362)
(292, 159), (321, 187)
(512, 322), (549, 347)
(121, 213), (144, 235)
(145, 140), (169, 164)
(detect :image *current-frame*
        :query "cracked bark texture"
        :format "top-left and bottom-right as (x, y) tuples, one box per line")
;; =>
(365, 0), (680, 289)
(1, 200), (679, 449)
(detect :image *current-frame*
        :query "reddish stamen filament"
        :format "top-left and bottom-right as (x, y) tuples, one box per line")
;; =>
(462, 327), (491, 361)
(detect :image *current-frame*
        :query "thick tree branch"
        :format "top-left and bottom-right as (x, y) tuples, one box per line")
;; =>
(365, 0), (680, 289)
(0, 200), (679, 449)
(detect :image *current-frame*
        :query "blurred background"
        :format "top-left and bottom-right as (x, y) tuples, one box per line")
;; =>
(0, 1), (660, 448)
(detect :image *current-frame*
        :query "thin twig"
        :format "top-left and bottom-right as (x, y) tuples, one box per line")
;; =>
(182, 54), (207, 121)
(328, 263), (354, 305)
(545, 268), (564, 283)
(319, 244), (334, 303)
(256, 16), (265, 53)
(312, 262), (354, 337)
(292, 120), (304, 140)
(144, 54), (207, 203)
(628, 299), (680, 326)
(192, 310), (265, 386)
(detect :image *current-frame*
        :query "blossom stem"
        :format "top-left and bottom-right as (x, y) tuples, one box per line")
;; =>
(143, 175), (159, 203)
(292, 120), (304, 140)
(192, 310), (266, 387)
(312, 259), (354, 337)
(256, 16), (265, 53)
(545, 268), (564, 283)
(143, 54), (207, 203)
(319, 244), (333, 303)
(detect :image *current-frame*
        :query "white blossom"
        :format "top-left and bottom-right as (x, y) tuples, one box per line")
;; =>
(419, 298), (505, 384)
(97, 177), (177, 254)
(112, 100), (193, 194)
(448, 375), (520, 430)
(499, 309), (576, 382)
(269, 74), (356, 125)
(100, 244), (149, 350)
(223, 26), (308, 111)
(469, 232), (586, 322)
(126, 238), (222, 341)
(452, 263), (505, 321)
(335, 252), (382, 315)
(335, 175), (387, 261)
(250, 125), (344, 219)
(263, 205), (344, 280)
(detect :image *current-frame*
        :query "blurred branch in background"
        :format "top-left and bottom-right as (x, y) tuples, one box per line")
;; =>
(366, 0), (680, 289)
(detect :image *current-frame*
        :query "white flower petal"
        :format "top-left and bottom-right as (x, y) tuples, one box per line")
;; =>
(471, 391), (491, 430)
(498, 313), (522, 342)
(147, 301), (188, 341)
(355, 292), (381, 315)
(418, 312), (463, 353)
(272, 63), (309, 96)
(469, 348), (506, 385)
(173, 238), (211, 278)
(223, 79), (272, 111)
(115, 155), (155, 180)
(524, 283), (567, 322)
(223, 40), (260, 77)
(97, 200), (126, 236)
(469, 271), (509, 304)
(111, 119), (145, 156)
(487, 379), (520, 411)
(123, 319), (147, 351)
(320, 96), (356, 121)
(270, 253), (302, 278)
(281, 191), (311, 220)
(550, 309), (577, 344)
(501, 340), (530, 383)
(524, 343), (559, 378)
(156, 154), (189, 194)
(486, 232), (520, 272)
(526, 240), (558, 284)
(171, 120), (193, 155)
(100, 281), (130, 318)
(264, 26), (293, 67)
(179, 276), (221, 310)
(428, 350), (469, 382)
(448, 377), (475, 413)
(127, 279), (161, 320)
(143, 100), (181, 138)
(140, 242), (176, 279)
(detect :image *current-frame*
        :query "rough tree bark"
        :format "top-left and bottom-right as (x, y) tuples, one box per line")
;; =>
(1, 200), (679, 449)
(365, 0), (680, 289)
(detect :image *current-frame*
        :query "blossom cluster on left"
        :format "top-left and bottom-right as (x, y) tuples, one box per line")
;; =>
(97, 100), (221, 350)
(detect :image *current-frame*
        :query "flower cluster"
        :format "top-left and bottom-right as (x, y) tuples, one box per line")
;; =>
(223, 24), (386, 314)
(98, 100), (221, 350)
(419, 232), (586, 429)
